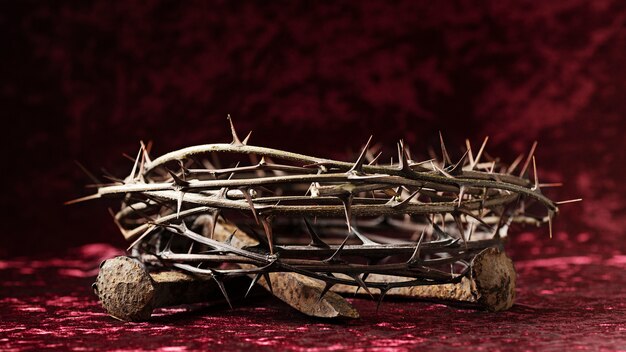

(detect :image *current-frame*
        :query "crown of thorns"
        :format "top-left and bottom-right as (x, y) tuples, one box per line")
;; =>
(73, 117), (576, 307)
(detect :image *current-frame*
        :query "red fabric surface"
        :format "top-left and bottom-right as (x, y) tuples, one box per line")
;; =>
(1, 244), (625, 351)
(2, 0), (626, 350)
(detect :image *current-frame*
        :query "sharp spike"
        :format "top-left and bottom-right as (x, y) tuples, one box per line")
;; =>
(350, 274), (374, 299)
(351, 227), (380, 246)
(471, 136), (489, 169)
(176, 190), (184, 218)
(457, 185), (465, 207)
(348, 135), (373, 174)
(453, 214), (467, 248)
(207, 209), (220, 239)
(539, 182), (563, 188)
(339, 193), (354, 233)
(397, 140), (413, 174)
(224, 229), (237, 245)
(548, 211), (553, 239)
(166, 168), (190, 187)
(303, 218), (330, 248)
(262, 273), (273, 294)
(64, 193), (101, 205)
(241, 187), (260, 224)
(227, 114), (243, 146)
(531, 156), (539, 191)
(316, 282), (335, 304)
(242, 130), (253, 145)
(260, 216), (274, 254)
(213, 276), (233, 309)
(448, 150), (469, 175)
(126, 224), (157, 251)
(439, 131), (452, 166)
(324, 233), (352, 262)
(465, 139), (475, 167)
(368, 151), (383, 166)
(162, 235), (173, 253)
(468, 223), (475, 241)
(431, 161), (454, 178)
(74, 160), (102, 185)
(519, 141), (538, 177)
(140, 140), (152, 164)
(391, 189), (420, 209)
(376, 287), (389, 313)
(128, 147), (143, 182)
(408, 227), (426, 264)
(245, 273), (261, 298)
(555, 198), (583, 205)
(507, 153), (524, 174)
(354, 272), (372, 295)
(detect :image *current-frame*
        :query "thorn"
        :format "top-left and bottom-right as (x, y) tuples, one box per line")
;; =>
(107, 207), (129, 238)
(74, 160), (102, 185)
(468, 223), (475, 241)
(128, 147), (143, 182)
(324, 233), (351, 263)
(316, 282), (335, 304)
(176, 189), (184, 218)
(431, 161), (454, 178)
(539, 182), (563, 188)
(555, 198), (583, 205)
(351, 228), (380, 246)
(227, 114), (244, 146)
(242, 130), (252, 145)
(260, 216), (274, 254)
(162, 235), (173, 254)
(303, 218), (329, 248)
(391, 189), (420, 209)
(350, 274), (374, 299)
(453, 214), (467, 248)
(241, 187), (260, 224)
(348, 135), (373, 174)
(408, 227), (426, 264)
(471, 136), (489, 170)
(448, 150), (468, 175)
(178, 160), (189, 181)
(368, 151), (383, 165)
(213, 276), (233, 309)
(166, 168), (190, 187)
(224, 230), (237, 245)
(208, 209), (221, 239)
(262, 273), (273, 295)
(507, 153), (524, 174)
(339, 193), (354, 233)
(354, 272), (372, 295)
(439, 131), (452, 166)
(457, 186), (465, 207)
(140, 140), (152, 164)
(245, 273), (261, 298)
(519, 141), (538, 177)
(64, 193), (101, 205)
(397, 140), (413, 174)
(548, 211), (554, 239)
(376, 287), (389, 313)
(531, 156), (539, 191)
(465, 139), (475, 167)
(126, 224), (157, 251)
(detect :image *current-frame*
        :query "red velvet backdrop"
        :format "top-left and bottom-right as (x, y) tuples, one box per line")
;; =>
(2, 1), (626, 350)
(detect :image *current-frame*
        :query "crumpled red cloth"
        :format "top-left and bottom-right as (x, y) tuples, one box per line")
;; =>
(1, 244), (625, 351)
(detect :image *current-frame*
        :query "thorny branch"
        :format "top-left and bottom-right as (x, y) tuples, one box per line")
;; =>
(74, 117), (571, 306)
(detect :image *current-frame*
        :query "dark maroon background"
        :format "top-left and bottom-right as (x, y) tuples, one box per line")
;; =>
(2, 1), (626, 350)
